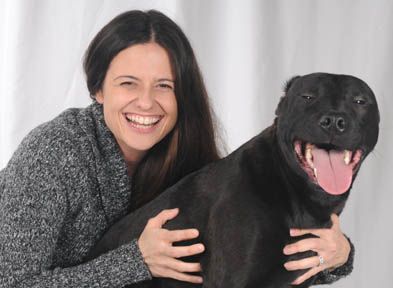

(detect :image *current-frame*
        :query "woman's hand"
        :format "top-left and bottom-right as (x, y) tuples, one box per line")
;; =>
(283, 214), (350, 285)
(138, 208), (205, 284)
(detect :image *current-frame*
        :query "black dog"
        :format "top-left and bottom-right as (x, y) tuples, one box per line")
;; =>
(86, 73), (380, 287)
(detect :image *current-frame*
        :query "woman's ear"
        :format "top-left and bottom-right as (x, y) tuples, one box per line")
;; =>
(96, 90), (104, 104)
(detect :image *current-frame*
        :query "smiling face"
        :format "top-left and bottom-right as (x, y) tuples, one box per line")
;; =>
(96, 42), (178, 163)
(276, 73), (380, 196)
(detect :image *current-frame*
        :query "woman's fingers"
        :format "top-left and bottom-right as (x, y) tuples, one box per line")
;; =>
(155, 266), (203, 284)
(330, 213), (341, 230)
(166, 269), (203, 284)
(146, 208), (180, 228)
(289, 227), (326, 238)
(164, 228), (200, 242)
(283, 238), (321, 255)
(284, 214), (351, 285)
(163, 227), (205, 258)
(166, 243), (205, 258)
(284, 255), (324, 271)
(289, 214), (340, 238)
(159, 256), (202, 273)
(138, 208), (205, 283)
(291, 266), (322, 285)
(163, 229), (205, 258)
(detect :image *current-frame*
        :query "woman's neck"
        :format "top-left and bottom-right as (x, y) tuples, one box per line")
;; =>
(117, 143), (147, 176)
(126, 160), (139, 176)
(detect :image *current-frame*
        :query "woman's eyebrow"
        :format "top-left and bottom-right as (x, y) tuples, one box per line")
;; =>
(157, 78), (175, 83)
(114, 75), (139, 81)
(114, 76), (174, 82)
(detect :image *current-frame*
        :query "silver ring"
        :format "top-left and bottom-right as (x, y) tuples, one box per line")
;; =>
(318, 255), (325, 266)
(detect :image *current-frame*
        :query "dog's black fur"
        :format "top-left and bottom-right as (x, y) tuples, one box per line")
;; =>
(86, 73), (379, 287)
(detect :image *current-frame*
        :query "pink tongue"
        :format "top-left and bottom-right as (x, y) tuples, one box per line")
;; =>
(312, 148), (352, 195)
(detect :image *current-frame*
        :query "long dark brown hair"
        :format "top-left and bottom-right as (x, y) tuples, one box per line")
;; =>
(83, 10), (220, 210)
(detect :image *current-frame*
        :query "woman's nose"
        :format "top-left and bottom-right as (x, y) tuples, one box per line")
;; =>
(136, 89), (154, 110)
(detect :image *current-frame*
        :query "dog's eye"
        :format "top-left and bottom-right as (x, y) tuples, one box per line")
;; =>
(353, 97), (367, 105)
(301, 94), (315, 100)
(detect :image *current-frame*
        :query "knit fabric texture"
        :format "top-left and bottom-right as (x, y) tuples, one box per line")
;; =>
(0, 102), (151, 287)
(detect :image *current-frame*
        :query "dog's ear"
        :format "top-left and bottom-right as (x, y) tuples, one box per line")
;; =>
(275, 75), (301, 117)
(284, 75), (301, 93)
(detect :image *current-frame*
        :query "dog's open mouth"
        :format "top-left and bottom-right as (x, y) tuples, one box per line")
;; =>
(294, 140), (363, 195)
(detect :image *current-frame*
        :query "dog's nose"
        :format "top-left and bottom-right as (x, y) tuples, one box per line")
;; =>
(319, 115), (346, 133)
(336, 117), (346, 132)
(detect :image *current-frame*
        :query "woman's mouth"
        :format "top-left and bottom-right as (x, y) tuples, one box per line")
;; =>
(124, 113), (163, 132)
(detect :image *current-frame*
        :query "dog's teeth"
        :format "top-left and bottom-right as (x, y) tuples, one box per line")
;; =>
(305, 147), (314, 168)
(313, 167), (318, 178)
(344, 150), (351, 165)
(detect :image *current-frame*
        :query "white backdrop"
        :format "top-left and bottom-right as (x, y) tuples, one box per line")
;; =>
(0, 0), (392, 287)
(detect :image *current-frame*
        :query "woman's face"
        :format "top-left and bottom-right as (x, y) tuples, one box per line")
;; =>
(96, 42), (178, 163)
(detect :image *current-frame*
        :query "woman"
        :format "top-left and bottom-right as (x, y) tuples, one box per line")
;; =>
(0, 10), (353, 287)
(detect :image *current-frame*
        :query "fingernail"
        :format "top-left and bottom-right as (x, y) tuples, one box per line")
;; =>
(290, 229), (297, 236)
(198, 244), (205, 252)
(283, 247), (290, 255)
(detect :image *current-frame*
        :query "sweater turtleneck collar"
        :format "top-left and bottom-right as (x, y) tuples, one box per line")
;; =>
(84, 101), (133, 225)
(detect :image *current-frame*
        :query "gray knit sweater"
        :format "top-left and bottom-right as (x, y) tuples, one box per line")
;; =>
(0, 102), (151, 287)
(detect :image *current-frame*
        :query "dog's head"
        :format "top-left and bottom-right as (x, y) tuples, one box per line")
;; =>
(275, 73), (379, 197)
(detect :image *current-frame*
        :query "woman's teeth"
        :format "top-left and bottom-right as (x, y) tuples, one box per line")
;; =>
(125, 114), (161, 126)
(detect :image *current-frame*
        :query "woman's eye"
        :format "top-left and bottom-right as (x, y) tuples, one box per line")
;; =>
(157, 83), (173, 90)
(120, 81), (134, 86)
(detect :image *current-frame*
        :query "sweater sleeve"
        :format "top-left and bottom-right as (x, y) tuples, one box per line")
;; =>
(0, 129), (151, 288)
